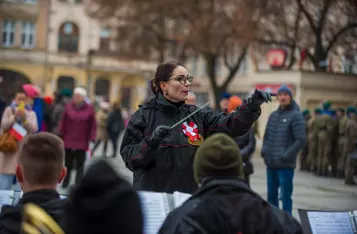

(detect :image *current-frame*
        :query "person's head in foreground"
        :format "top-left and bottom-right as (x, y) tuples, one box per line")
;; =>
(72, 87), (87, 105)
(277, 84), (292, 108)
(185, 91), (196, 105)
(159, 133), (302, 234)
(65, 158), (143, 234)
(16, 132), (67, 193)
(227, 96), (243, 113)
(194, 133), (245, 185)
(151, 61), (193, 103)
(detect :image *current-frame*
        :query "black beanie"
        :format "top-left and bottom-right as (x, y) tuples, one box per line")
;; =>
(65, 159), (143, 234)
(194, 133), (244, 184)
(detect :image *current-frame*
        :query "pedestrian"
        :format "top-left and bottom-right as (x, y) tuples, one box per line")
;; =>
(330, 109), (339, 177)
(261, 84), (306, 214)
(344, 106), (357, 185)
(315, 101), (335, 176)
(51, 89), (72, 134)
(216, 92), (230, 114)
(92, 101), (110, 157)
(58, 87), (96, 188)
(0, 89), (38, 190)
(107, 102), (124, 158)
(159, 133), (302, 234)
(120, 61), (271, 194)
(337, 107), (348, 178)
(306, 108), (321, 172)
(228, 96), (256, 186)
(300, 109), (311, 171)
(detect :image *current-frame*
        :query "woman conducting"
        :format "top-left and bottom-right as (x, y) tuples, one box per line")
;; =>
(120, 61), (271, 193)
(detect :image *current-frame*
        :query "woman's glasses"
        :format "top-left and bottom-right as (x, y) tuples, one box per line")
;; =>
(171, 75), (194, 85)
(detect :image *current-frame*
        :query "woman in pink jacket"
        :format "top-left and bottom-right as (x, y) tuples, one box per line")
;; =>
(59, 87), (96, 188)
(0, 90), (38, 190)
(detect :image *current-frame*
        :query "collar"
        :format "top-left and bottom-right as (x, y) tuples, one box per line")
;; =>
(157, 93), (185, 111)
(20, 189), (60, 205)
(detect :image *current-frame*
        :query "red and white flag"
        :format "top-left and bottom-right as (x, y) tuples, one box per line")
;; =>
(9, 123), (28, 141)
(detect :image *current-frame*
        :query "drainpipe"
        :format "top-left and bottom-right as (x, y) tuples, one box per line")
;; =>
(43, 0), (52, 94)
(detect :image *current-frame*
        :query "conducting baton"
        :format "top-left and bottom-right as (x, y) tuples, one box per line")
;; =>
(171, 101), (211, 129)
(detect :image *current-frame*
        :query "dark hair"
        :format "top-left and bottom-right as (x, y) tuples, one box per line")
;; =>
(112, 102), (121, 111)
(150, 61), (182, 95)
(19, 132), (65, 186)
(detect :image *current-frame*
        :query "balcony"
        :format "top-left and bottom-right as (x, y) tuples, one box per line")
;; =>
(0, 0), (39, 20)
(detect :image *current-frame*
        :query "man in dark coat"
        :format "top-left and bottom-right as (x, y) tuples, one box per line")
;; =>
(159, 133), (302, 234)
(300, 109), (311, 171)
(261, 85), (306, 215)
(0, 133), (67, 234)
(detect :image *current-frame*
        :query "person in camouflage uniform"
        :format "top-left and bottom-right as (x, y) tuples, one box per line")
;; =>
(307, 108), (321, 172)
(344, 106), (357, 185)
(315, 102), (335, 176)
(300, 109), (311, 171)
(336, 108), (348, 178)
(330, 109), (339, 177)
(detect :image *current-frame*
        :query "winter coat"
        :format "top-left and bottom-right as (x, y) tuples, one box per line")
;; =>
(58, 102), (96, 151)
(159, 178), (302, 234)
(0, 189), (66, 234)
(96, 110), (109, 141)
(51, 101), (66, 134)
(0, 106), (38, 174)
(262, 100), (306, 169)
(234, 128), (255, 175)
(120, 93), (261, 194)
(107, 110), (124, 139)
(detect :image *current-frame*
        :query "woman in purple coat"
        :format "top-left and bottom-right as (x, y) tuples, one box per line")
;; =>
(58, 87), (96, 188)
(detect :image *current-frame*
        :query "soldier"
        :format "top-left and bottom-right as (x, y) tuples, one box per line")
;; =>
(300, 109), (311, 171)
(307, 108), (321, 172)
(330, 109), (339, 177)
(315, 102), (335, 176)
(344, 106), (357, 185)
(336, 108), (348, 178)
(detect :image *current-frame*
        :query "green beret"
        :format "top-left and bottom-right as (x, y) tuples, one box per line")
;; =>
(322, 101), (332, 110)
(346, 106), (356, 114)
(314, 108), (322, 114)
(302, 109), (310, 116)
(60, 88), (73, 97)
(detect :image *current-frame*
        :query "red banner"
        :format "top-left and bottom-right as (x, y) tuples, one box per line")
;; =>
(267, 49), (287, 68)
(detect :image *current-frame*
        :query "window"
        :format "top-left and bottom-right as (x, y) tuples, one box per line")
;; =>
(99, 27), (111, 51)
(2, 20), (16, 47)
(22, 22), (36, 49)
(24, 0), (37, 3)
(57, 76), (75, 91)
(58, 22), (79, 53)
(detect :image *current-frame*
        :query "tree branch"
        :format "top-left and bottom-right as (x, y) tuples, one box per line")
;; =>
(222, 47), (248, 90)
(325, 23), (357, 56)
(297, 0), (316, 31)
(317, 0), (333, 32)
(255, 38), (294, 47)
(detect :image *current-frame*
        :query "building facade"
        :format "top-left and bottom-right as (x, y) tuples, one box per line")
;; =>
(0, 0), (154, 110)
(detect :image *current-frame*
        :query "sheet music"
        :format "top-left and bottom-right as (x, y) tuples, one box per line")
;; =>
(139, 191), (170, 234)
(173, 191), (191, 208)
(307, 211), (354, 234)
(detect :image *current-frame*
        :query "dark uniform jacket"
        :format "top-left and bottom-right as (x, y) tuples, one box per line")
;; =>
(0, 189), (66, 234)
(120, 93), (260, 193)
(234, 128), (255, 175)
(159, 178), (302, 234)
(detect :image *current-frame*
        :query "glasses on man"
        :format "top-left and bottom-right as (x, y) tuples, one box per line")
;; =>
(172, 75), (194, 85)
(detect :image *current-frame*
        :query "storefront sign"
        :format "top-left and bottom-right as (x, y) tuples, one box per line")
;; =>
(255, 84), (294, 95)
(267, 49), (287, 68)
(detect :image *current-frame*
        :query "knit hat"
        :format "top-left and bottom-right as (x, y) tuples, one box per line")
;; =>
(277, 84), (292, 97)
(322, 101), (332, 110)
(227, 96), (243, 113)
(194, 133), (244, 184)
(22, 84), (40, 98)
(221, 92), (231, 100)
(302, 109), (310, 116)
(43, 96), (54, 106)
(314, 108), (322, 114)
(60, 88), (72, 97)
(73, 87), (87, 97)
(346, 106), (356, 114)
(65, 159), (143, 234)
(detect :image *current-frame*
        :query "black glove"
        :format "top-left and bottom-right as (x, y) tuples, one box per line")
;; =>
(246, 89), (272, 111)
(149, 125), (172, 149)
